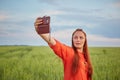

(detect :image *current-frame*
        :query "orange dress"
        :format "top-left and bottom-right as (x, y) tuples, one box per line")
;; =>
(49, 40), (88, 80)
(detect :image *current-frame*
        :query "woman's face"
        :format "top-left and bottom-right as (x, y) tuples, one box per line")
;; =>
(72, 31), (86, 49)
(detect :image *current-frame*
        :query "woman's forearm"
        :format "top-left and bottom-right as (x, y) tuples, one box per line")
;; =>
(39, 33), (56, 45)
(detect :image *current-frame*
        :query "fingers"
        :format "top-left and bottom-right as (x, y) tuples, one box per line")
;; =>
(34, 17), (43, 27)
(34, 22), (42, 26)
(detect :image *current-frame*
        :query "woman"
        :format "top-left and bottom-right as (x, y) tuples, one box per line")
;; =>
(34, 17), (93, 80)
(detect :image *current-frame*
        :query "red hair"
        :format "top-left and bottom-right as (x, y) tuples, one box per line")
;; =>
(71, 29), (93, 80)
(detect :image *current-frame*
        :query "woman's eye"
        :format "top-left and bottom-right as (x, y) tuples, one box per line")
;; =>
(74, 36), (78, 39)
(73, 36), (84, 40)
(80, 36), (84, 39)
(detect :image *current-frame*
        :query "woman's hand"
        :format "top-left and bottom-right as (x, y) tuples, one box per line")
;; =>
(34, 17), (43, 34)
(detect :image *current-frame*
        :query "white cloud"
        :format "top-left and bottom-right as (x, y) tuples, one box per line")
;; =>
(44, 10), (66, 16)
(0, 14), (11, 21)
(111, 1), (120, 8)
(52, 20), (81, 26)
(51, 29), (120, 46)
(52, 29), (120, 43)
(52, 29), (73, 40)
(34, 10), (66, 17)
(88, 34), (120, 43)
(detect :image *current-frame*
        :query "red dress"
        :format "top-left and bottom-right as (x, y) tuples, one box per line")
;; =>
(49, 40), (88, 80)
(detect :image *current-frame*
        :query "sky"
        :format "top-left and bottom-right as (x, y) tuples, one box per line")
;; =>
(0, 0), (120, 46)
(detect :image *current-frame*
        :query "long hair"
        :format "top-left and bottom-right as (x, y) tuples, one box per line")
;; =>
(71, 29), (93, 80)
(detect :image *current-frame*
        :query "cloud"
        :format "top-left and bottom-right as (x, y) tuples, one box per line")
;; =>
(111, 1), (120, 8)
(33, 9), (120, 38)
(44, 9), (114, 26)
(0, 12), (11, 21)
(34, 9), (101, 28)
(52, 29), (73, 39)
(0, 25), (38, 45)
(51, 29), (120, 46)
(38, 10), (66, 16)
(0, 15), (8, 21)
(88, 34), (120, 42)
(87, 34), (120, 47)
(37, 0), (60, 5)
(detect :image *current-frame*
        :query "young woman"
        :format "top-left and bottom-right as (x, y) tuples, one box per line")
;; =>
(34, 17), (93, 80)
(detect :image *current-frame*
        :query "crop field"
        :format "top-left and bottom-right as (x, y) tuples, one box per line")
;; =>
(0, 46), (120, 80)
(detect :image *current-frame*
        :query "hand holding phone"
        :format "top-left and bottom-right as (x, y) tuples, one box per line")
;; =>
(34, 16), (50, 34)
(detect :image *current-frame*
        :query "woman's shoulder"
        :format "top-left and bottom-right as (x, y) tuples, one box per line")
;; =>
(50, 39), (74, 52)
(65, 44), (73, 50)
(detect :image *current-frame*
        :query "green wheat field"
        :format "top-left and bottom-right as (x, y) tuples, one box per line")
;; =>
(0, 46), (120, 80)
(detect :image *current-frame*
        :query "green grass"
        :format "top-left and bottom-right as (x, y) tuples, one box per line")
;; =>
(0, 46), (120, 80)
(89, 47), (120, 80)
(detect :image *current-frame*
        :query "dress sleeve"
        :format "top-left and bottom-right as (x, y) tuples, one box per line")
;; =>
(49, 39), (71, 61)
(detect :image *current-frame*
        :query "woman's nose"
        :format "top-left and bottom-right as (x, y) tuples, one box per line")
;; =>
(76, 38), (80, 41)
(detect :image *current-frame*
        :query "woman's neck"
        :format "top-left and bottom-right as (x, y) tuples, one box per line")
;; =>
(77, 48), (83, 53)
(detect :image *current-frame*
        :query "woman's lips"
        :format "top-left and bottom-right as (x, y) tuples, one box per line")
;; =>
(75, 43), (81, 45)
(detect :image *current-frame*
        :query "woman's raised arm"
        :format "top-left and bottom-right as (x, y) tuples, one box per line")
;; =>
(34, 17), (56, 46)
